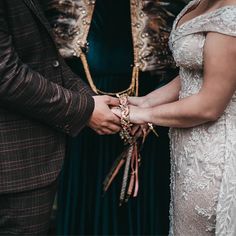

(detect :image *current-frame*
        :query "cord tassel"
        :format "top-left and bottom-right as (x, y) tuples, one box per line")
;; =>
(103, 156), (126, 192)
(126, 142), (137, 198)
(119, 145), (133, 205)
(133, 143), (139, 197)
(103, 94), (157, 205)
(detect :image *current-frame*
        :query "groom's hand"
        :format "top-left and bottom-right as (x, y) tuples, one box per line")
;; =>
(88, 95), (121, 135)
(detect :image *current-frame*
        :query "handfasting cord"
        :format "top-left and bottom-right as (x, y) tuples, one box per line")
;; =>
(103, 94), (158, 205)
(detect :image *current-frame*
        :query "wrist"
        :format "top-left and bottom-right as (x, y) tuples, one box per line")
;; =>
(142, 108), (153, 124)
(140, 96), (151, 108)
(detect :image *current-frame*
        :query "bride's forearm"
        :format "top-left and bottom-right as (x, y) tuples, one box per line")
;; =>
(128, 76), (180, 108)
(142, 93), (222, 128)
(143, 76), (181, 107)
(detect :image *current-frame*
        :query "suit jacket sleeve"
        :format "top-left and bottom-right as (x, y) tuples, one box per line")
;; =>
(0, 6), (94, 137)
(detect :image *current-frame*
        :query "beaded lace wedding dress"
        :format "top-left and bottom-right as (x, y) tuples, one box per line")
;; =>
(168, 0), (236, 235)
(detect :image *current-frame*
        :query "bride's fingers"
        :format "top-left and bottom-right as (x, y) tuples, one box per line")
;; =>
(131, 125), (140, 136)
(134, 129), (143, 139)
(111, 107), (122, 117)
(141, 124), (149, 133)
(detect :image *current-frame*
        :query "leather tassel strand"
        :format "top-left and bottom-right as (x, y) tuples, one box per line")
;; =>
(119, 145), (133, 205)
(103, 149), (128, 192)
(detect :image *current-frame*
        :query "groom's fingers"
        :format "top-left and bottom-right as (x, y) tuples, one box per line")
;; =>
(101, 124), (120, 133)
(98, 121), (121, 134)
(100, 128), (113, 135)
(96, 125), (120, 135)
(107, 124), (121, 133)
(111, 107), (122, 117)
(109, 113), (121, 125)
(104, 96), (120, 106)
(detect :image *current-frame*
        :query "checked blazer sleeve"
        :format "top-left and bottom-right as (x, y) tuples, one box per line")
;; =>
(0, 5), (94, 137)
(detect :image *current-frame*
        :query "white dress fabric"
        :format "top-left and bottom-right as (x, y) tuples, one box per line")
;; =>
(169, 1), (236, 235)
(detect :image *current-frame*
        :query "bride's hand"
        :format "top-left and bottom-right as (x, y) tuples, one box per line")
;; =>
(111, 107), (149, 138)
(111, 105), (146, 125)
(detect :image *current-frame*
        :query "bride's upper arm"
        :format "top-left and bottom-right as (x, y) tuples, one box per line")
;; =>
(199, 32), (236, 116)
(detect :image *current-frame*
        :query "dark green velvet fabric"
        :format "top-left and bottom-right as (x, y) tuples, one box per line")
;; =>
(56, 0), (175, 235)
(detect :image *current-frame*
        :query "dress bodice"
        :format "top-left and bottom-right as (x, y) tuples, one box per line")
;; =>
(169, 0), (236, 100)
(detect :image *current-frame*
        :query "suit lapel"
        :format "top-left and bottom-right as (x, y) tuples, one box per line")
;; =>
(22, 0), (54, 39)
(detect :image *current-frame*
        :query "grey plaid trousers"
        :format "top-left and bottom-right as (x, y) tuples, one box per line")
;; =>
(0, 181), (57, 235)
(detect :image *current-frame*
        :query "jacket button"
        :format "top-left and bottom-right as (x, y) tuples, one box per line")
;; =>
(52, 60), (60, 68)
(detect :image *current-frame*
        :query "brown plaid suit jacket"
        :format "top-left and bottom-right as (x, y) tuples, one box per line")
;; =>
(0, 0), (95, 194)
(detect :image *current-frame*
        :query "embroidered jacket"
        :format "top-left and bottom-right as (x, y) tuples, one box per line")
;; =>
(44, 0), (186, 72)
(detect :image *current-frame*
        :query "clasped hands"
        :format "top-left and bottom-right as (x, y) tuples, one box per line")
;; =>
(88, 95), (149, 136)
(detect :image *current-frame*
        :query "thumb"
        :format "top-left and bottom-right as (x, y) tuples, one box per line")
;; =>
(106, 96), (120, 106)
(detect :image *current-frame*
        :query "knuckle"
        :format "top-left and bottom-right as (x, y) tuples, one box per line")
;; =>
(103, 95), (110, 102)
